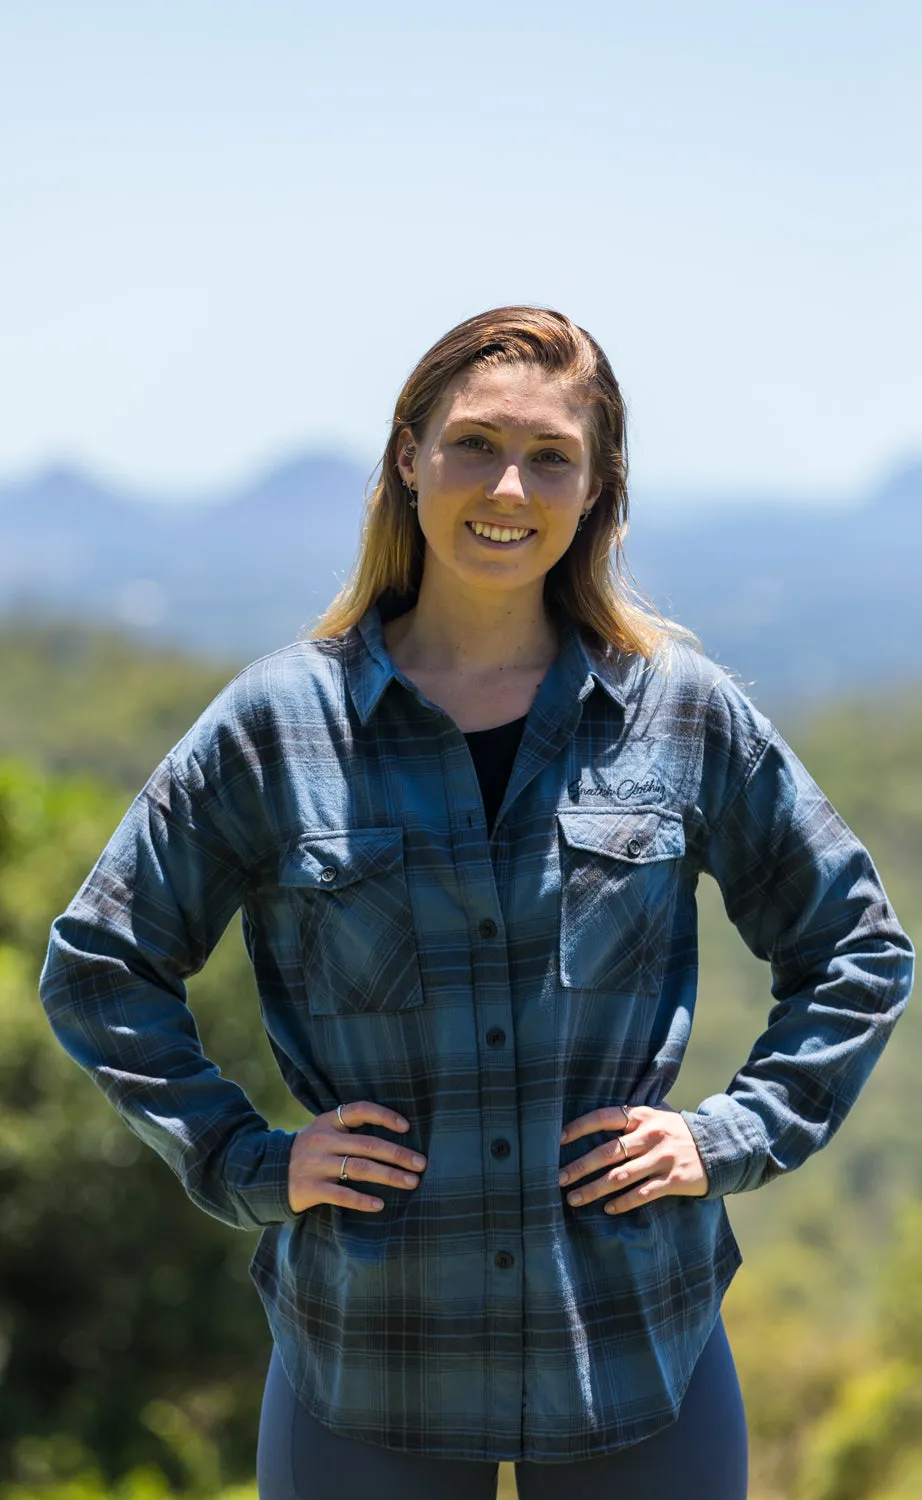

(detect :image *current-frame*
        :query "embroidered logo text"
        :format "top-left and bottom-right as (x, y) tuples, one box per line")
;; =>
(568, 774), (666, 802)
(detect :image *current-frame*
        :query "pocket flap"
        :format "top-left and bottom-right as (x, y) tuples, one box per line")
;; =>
(557, 809), (685, 864)
(279, 827), (405, 891)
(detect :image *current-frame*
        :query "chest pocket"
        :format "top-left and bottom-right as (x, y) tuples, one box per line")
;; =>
(557, 809), (686, 995)
(278, 827), (424, 1017)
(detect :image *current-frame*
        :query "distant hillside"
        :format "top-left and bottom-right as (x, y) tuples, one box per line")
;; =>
(2, 451), (921, 707)
(626, 463), (922, 707)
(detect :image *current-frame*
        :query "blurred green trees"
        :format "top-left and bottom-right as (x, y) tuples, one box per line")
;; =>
(0, 622), (919, 1499)
(0, 620), (237, 790)
(0, 757), (302, 1493)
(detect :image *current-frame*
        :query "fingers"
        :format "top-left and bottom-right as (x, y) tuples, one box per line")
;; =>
(604, 1175), (672, 1215)
(560, 1103), (638, 1143)
(559, 1108), (663, 1209)
(292, 1142), (423, 1217)
(333, 1100), (410, 1135)
(559, 1112), (658, 1190)
(322, 1182), (387, 1212)
(558, 1131), (643, 1187)
(288, 1102), (426, 1215)
(324, 1102), (427, 1178)
(563, 1158), (655, 1209)
(560, 1140), (658, 1206)
(335, 1152), (424, 1193)
(331, 1131), (427, 1174)
(600, 1139), (711, 1213)
(558, 1109), (709, 1212)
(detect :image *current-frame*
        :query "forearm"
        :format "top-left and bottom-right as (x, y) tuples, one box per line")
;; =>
(41, 912), (300, 1229)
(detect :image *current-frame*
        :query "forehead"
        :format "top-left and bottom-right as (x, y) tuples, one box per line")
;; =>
(432, 362), (590, 437)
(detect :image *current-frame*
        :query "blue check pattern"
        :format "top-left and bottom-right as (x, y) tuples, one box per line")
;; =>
(39, 600), (915, 1461)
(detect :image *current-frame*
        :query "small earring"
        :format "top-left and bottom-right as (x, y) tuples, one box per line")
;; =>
(576, 510), (588, 533)
(404, 480), (418, 510)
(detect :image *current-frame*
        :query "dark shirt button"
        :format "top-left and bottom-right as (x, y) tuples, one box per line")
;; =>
(626, 838), (643, 858)
(479, 918), (498, 939)
(494, 1251), (515, 1270)
(320, 866), (337, 883)
(490, 1138), (511, 1160)
(486, 1027), (506, 1048)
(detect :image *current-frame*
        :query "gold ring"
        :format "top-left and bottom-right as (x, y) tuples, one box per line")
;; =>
(618, 1136), (630, 1162)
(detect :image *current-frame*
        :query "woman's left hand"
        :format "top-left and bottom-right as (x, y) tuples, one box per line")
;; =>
(558, 1102), (709, 1214)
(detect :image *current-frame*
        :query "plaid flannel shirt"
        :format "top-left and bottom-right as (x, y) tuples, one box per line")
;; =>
(40, 599), (914, 1461)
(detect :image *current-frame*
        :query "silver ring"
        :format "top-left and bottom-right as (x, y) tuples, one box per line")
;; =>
(337, 1103), (346, 1127)
(617, 1136), (630, 1162)
(621, 1104), (632, 1129)
(340, 1155), (350, 1182)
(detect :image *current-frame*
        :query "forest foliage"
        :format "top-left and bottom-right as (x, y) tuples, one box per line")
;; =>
(0, 620), (920, 1500)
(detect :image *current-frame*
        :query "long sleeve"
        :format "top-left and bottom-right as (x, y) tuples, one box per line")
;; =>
(39, 723), (301, 1232)
(679, 676), (915, 1198)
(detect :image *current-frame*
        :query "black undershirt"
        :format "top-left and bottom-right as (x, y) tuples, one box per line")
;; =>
(463, 716), (528, 836)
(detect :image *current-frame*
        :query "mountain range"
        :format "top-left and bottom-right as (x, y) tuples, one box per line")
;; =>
(2, 452), (920, 710)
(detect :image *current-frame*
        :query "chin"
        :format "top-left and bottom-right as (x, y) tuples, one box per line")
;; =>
(451, 558), (539, 590)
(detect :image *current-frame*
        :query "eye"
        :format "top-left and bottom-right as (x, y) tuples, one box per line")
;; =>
(458, 435), (492, 452)
(536, 450), (569, 465)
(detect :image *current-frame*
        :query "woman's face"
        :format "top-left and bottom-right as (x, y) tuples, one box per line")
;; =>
(396, 362), (602, 599)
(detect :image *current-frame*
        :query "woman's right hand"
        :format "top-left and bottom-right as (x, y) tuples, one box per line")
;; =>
(287, 1100), (427, 1213)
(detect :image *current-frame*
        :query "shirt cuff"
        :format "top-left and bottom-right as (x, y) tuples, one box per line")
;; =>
(679, 1095), (771, 1198)
(221, 1125), (302, 1228)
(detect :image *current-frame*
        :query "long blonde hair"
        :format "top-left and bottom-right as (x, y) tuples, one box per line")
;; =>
(308, 305), (697, 661)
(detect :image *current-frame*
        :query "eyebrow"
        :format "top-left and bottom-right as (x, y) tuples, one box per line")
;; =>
(447, 418), (581, 443)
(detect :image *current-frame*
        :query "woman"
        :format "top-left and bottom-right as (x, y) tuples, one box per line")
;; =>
(40, 306), (914, 1500)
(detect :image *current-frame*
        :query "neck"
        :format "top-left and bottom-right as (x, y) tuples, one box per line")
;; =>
(386, 561), (560, 674)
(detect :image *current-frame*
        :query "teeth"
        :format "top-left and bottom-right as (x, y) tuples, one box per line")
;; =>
(470, 522), (534, 542)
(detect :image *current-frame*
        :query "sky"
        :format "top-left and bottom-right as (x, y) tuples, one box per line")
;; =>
(1, 1), (920, 501)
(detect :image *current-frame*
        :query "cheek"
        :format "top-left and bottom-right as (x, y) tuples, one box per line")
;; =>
(432, 452), (476, 492)
(541, 486), (584, 527)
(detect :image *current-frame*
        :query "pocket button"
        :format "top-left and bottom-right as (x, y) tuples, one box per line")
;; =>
(320, 866), (337, 883)
(626, 838), (643, 858)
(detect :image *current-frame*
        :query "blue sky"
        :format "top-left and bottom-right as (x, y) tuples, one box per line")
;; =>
(1, 1), (920, 499)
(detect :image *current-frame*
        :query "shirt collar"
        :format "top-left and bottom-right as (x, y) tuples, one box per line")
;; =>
(568, 625), (629, 710)
(344, 597), (628, 727)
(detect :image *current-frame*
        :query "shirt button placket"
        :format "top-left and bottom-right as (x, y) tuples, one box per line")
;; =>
(465, 853), (522, 1443)
(477, 911), (521, 1309)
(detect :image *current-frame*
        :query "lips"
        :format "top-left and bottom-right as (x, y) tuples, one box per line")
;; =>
(466, 520), (536, 544)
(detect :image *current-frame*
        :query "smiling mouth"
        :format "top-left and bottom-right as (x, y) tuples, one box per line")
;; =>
(466, 520), (536, 545)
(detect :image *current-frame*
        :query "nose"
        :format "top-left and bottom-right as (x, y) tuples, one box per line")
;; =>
(488, 463), (527, 506)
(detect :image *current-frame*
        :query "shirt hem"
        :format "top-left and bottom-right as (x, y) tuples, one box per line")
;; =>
(248, 1233), (744, 1463)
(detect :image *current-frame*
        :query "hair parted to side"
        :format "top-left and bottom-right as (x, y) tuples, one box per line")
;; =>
(308, 304), (699, 662)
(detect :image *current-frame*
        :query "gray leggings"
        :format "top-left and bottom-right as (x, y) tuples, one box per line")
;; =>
(256, 1314), (748, 1499)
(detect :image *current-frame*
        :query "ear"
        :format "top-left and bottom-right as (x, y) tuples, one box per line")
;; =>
(395, 426), (418, 489)
(585, 475), (603, 509)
